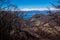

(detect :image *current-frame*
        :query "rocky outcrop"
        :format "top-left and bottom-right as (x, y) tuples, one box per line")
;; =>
(28, 12), (60, 40)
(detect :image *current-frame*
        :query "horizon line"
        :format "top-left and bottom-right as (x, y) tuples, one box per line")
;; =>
(20, 8), (60, 11)
(1, 8), (60, 11)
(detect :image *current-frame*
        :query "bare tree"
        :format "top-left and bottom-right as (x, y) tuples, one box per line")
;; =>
(0, 0), (10, 11)
(46, 7), (52, 15)
(7, 4), (18, 11)
(49, 1), (60, 8)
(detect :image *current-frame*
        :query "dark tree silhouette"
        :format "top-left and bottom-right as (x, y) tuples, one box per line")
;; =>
(0, 0), (10, 10)
(49, 1), (60, 8)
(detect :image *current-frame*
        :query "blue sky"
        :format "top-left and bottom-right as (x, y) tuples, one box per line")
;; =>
(11, 0), (57, 9)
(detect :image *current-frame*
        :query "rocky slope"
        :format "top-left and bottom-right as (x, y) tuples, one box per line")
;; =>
(28, 12), (60, 40)
(0, 11), (60, 40)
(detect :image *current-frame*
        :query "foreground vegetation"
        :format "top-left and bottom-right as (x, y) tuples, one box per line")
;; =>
(0, 11), (60, 40)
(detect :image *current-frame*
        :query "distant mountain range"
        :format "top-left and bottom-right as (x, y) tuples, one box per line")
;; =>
(21, 10), (60, 19)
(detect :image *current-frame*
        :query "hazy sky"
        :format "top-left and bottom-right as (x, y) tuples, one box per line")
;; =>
(11, 0), (57, 9)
